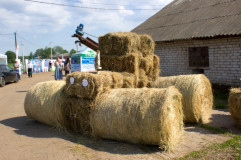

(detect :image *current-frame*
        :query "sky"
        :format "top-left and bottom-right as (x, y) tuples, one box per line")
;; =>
(0, 0), (173, 56)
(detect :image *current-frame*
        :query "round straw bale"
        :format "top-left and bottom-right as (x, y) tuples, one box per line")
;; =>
(90, 87), (184, 151)
(140, 34), (155, 57)
(151, 75), (213, 124)
(99, 32), (141, 56)
(24, 81), (67, 128)
(228, 88), (241, 128)
(62, 98), (94, 134)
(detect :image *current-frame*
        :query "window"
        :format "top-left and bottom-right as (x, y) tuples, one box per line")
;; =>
(6, 65), (13, 71)
(189, 46), (209, 67)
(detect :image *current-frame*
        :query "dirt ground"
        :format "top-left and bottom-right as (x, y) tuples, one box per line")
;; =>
(0, 72), (240, 160)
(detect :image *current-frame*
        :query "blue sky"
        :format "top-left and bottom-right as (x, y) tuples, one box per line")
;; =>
(0, 0), (173, 56)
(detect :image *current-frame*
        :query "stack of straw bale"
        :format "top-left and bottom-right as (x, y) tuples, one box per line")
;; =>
(90, 87), (184, 151)
(151, 74), (213, 124)
(99, 32), (160, 87)
(228, 88), (241, 128)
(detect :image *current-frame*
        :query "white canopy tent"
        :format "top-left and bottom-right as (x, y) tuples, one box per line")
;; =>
(0, 54), (7, 65)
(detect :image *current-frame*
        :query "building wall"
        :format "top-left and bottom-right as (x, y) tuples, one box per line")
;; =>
(155, 37), (241, 86)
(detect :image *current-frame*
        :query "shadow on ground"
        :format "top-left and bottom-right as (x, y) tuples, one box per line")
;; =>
(207, 110), (241, 135)
(16, 90), (29, 93)
(0, 116), (160, 155)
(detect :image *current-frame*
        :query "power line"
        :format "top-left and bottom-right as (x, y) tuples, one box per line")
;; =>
(17, 34), (39, 46)
(24, 0), (160, 10)
(0, 33), (13, 35)
(83, 32), (98, 38)
(64, 0), (164, 7)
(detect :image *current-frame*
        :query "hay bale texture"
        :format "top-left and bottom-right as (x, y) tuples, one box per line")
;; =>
(100, 53), (140, 74)
(151, 75), (213, 124)
(99, 32), (141, 56)
(65, 71), (138, 99)
(229, 88), (241, 128)
(62, 98), (94, 134)
(140, 34), (155, 57)
(90, 87), (184, 151)
(24, 81), (67, 128)
(24, 81), (94, 134)
(98, 32), (160, 87)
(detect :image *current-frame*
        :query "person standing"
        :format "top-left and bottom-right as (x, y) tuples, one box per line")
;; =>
(27, 60), (33, 78)
(54, 57), (63, 80)
(14, 60), (21, 80)
(49, 60), (52, 71)
(64, 57), (70, 76)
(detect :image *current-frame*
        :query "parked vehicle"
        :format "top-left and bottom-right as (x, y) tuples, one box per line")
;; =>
(0, 64), (20, 87)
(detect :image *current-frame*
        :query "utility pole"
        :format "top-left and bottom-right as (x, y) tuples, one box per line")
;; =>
(14, 32), (17, 49)
(21, 41), (24, 69)
(50, 42), (52, 60)
(76, 43), (78, 52)
(14, 32), (18, 60)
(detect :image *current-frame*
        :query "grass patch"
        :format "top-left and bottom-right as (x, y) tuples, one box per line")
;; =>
(198, 124), (232, 136)
(178, 124), (240, 160)
(178, 134), (241, 160)
(213, 90), (229, 109)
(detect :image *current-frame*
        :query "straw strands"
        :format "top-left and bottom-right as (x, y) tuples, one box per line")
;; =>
(65, 71), (137, 99)
(24, 81), (67, 128)
(99, 32), (141, 56)
(229, 88), (241, 128)
(151, 75), (213, 123)
(62, 97), (94, 134)
(90, 87), (184, 151)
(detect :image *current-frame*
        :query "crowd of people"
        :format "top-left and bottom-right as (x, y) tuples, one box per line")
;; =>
(54, 57), (71, 80)
(14, 57), (71, 80)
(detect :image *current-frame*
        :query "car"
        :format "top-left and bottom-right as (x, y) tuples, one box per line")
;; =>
(0, 64), (20, 87)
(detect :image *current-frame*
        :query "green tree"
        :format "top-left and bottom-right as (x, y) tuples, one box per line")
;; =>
(34, 48), (44, 58)
(63, 49), (68, 53)
(5, 51), (16, 63)
(70, 49), (76, 55)
(54, 46), (64, 54)
(30, 52), (34, 59)
(43, 47), (56, 58)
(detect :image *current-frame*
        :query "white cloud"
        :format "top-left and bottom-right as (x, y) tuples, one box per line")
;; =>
(0, 0), (71, 33)
(0, 0), (174, 54)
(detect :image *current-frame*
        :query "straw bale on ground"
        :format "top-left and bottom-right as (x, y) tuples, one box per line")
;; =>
(99, 32), (141, 56)
(62, 98), (94, 134)
(229, 88), (241, 128)
(65, 71), (137, 99)
(24, 81), (67, 128)
(151, 75), (213, 124)
(90, 87), (184, 151)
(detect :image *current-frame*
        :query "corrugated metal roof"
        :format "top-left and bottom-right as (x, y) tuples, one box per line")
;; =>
(132, 0), (241, 42)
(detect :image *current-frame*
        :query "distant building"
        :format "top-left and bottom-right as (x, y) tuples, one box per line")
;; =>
(132, 0), (241, 86)
(53, 53), (70, 59)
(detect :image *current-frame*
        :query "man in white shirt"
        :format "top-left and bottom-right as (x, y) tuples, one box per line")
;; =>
(27, 60), (33, 78)
(14, 60), (21, 79)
